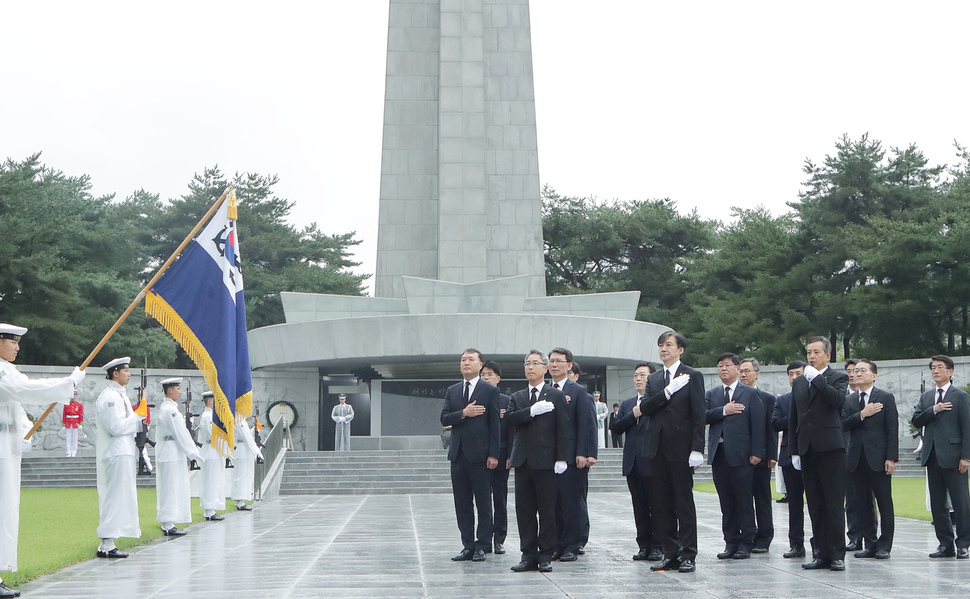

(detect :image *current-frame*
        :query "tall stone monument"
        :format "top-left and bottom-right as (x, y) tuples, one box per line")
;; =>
(248, 0), (669, 450)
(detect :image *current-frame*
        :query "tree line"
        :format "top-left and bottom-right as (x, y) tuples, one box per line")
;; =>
(0, 154), (367, 368)
(543, 134), (970, 366)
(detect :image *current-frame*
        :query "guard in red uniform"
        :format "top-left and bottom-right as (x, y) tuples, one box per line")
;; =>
(62, 393), (84, 457)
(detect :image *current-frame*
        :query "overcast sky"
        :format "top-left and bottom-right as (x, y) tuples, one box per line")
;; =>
(3, 1), (968, 294)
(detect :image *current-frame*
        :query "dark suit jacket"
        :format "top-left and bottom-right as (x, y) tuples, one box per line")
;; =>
(705, 383), (765, 467)
(559, 378), (598, 460)
(498, 393), (512, 451)
(608, 410), (621, 431)
(641, 363), (706, 461)
(753, 388), (777, 466)
(771, 392), (794, 467)
(610, 396), (652, 477)
(506, 385), (572, 469)
(789, 367), (849, 455)
(841, 386), (899, 472)
(440, 379), (501, 463)
(913, 385), (970, 469)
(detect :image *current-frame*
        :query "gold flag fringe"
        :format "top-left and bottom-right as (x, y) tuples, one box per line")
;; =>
(146, 290), (236, 454)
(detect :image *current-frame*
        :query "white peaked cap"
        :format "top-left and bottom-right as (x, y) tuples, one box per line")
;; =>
(103, 357), (131, 370)
(160, 377), (183, 387)
(0, 323), (27, 338)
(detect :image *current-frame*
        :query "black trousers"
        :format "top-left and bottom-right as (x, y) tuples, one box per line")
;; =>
(490, 450), (511, 545)
(926, 451), (970, 550)
(651, 454), (698, 560)
(849, 461), (894, 551)
(626, 468), (660, 551)
(711, 449), (756, 549)
(780, 463), (805, 547)
(802, 447), (846, 562)
(514, 463), (560, 563)
(752, 465), (774, 548)
(844, 468), (875, 545)
(612, 431), (623, 448)
(556, 464), (589, 553)
(450, 456), (493, 552)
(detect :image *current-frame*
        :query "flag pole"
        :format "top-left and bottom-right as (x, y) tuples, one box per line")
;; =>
(25, 185), (234, 440)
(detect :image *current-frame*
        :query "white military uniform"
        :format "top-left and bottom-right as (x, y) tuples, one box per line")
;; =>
(96, 380), (142, 540)
(0, 359), (73, 572)
(331, 402), (354, 451)
(595, 400), (609, 449)
(154, 397), (202, 526)
(194, 407), (225, 511)
(231, 418), (262, 502)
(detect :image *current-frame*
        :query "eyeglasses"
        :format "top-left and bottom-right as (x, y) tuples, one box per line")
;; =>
(930, 365), (951, 372)
(854, 367), (870, 373)
(524, 361), (545, 367)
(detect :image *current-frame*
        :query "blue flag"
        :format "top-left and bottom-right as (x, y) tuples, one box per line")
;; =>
(146, 191), (252, 455)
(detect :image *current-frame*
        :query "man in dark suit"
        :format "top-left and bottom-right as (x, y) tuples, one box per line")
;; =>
(771, 360), (807, 558)
(505, 350), (571, 573)
(609, 403), (623, 448)
(739, 357), (777, 553)
(548, 347), (598, 562)
(789, 336), (849, 571)
(480, 360), (512, 555)
(610, 362), (662, 561)
(439, 349), (501, 562)
(912, 354), (970, 559)
(707, 353), (765, 560)
(641, 330), (706, 573)
(840, 358), (897, 559)
(841, 359), (873, 553)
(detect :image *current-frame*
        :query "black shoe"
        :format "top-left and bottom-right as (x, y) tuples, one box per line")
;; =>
(162, 527), (186, 536)
(751, 546), (769, 554)
(930, 546), (956, 558)
(829, 559), (845, 571)
(845, 541), (862, 551)
(959, 548), (969, 559)
(633, 549), (649, 561)
(678, 559), (695, 572)
(494, 543), (505, 555)
(801, 558), (830, 570)
(471, 549), (486, 562)
(256, 456), (265, 465)
(717, 546), (737, 560)
(0, 582), (20, 598)
(451, 549), (474, 561)
(550, 549), (562, 561)
(96, 548), (128, 558)
(577, 546), (585, 555)
(783, 546), (805, 558)
(733, 550), (751, 560)
(650, 556), (681, 571)
(236, 504), (253, 511)
(538, 562), (553, 572)
(854, 547), (877, 558)
(511, 560), (537, 572)
(647, 547), (663, 561)
(776, 494), (789, 503)
(205, 514), (225, 521)
(874, 550), (891, 559)
(559, 551), (578, 562)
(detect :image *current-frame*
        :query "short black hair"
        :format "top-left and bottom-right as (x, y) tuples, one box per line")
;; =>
(635, 361), (655, 374)
(482, 360), (502, 378)
(930, 355), (955, 371)
(613, 403), (619, 408)
(658, 330), (687, 349)
(856, 358), (877, 374)
(787, 360), (807, 373)
(570, 361), (582, 376)
(462, 348), (485, 363)
(549, 347), (574, 362)
(717, 353), (741, 366)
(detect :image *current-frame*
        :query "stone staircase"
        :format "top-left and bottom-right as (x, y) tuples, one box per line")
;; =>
(21, 456), (156, 488)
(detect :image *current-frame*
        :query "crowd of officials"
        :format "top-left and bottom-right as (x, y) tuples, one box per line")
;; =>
(441, 332), (970, 575)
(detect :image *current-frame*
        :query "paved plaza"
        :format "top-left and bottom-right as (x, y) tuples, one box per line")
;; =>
(21, 491), (970, 598)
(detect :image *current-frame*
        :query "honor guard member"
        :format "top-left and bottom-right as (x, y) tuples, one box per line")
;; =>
(62, 393), (84, 457)
(96, 357), (142, 561)
(194, 391), (226, 520)
(0, 323), (83, 598)
(331, 394), (354, 451)
(231, 415), (263, 510)
(154, 378), (202, 536)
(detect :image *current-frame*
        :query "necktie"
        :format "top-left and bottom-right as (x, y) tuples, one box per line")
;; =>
(553, 382), (560, 390)
(724, 386), (732, 403)
(937, 389), (944, 404)
(463, 381), (470, 404)
(664, 370), (670, 387)
(530, 387), (538, 404)
(860, 391), (867, 407)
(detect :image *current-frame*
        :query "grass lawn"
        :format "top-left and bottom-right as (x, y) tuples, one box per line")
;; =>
(3, 487), (229, 588)
(695, 477), (934, 522)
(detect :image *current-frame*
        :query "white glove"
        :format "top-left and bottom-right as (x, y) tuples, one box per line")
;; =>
(554, 461), (567, 474)
(803, 365), (819, 382)
(688, 451), (703, 468)
(21, 440), (31, 454)
(337, 417), (345, 423)
(792, 455), (802, 471)
(69, 366), (86, 385)
(530, 400), (555, 417)
(665, 373), (690, 397)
